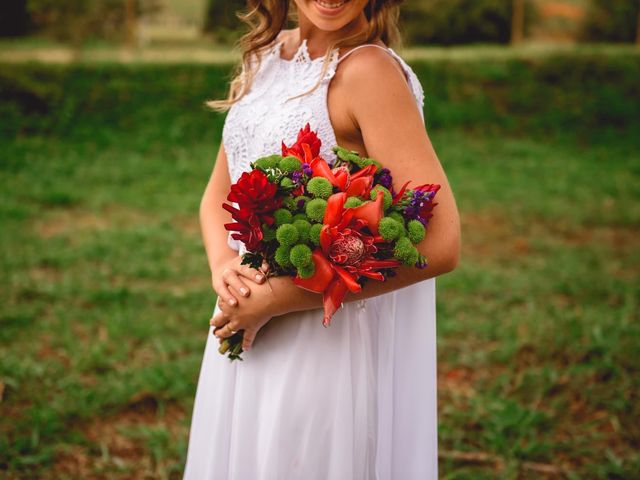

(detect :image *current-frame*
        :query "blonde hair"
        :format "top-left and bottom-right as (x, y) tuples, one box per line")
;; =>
(207, 0), (403, 111)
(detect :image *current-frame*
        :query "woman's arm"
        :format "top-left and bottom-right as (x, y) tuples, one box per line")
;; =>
(200, 144), (268, 305)
(268, 48), (460, 314)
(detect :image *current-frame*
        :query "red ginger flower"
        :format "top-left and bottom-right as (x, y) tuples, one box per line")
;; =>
(282, 123), (322, 160)
(294, 191), (400, 326)
(223, 169), (281, 252)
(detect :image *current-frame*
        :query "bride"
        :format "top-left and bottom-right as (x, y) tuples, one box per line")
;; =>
(184, 0), (460, 478)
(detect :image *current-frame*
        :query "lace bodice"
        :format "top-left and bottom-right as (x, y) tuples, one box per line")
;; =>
(222, 37), (425, 182)
(222, 36), (426, 251)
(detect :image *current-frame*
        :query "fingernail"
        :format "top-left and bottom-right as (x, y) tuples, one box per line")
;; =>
(229, 298), (237, 306)
(256, 274), (263, 282)
(240, 287), (248, 296)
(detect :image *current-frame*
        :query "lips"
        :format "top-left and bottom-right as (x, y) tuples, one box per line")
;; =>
(313, 0), (349, 15)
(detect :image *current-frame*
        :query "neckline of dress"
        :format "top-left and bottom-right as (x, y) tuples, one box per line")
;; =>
(275, 37), (338, 65)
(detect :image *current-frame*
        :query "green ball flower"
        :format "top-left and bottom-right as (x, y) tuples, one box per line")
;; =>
(307, 177), (333, 199)
(388, 212), (405, 225)
(276, 223), (299, 247)
(378, 217), (403, 241)
(407, 220), (426, 244)
(279, 155), (302, 173)
(344, 196), (364, 208)
(297, 261), (316, 279)
(280, 177), (294, 188)
(273, 208), (293, 226)
(370, 185), (393, 210)
(309, 223), (323, 246)
(293, 219), (311, 244)
(261, 224), (276, 242)
(292, 213), (308, 222)
(306, 198), (327, 222)
(275, 245), (292, 267)
(283, 197), (298, 211)
(394, 237), (420, 266)
(289, 244), (313, 268)
(254, 154), (282, 171)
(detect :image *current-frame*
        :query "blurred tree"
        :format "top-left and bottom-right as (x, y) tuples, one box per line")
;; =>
(0, 0), (31, 37)
(511, 0), (525, 44)
(399, 0), (535, 45)
(203, 0), (245, 43)
(27, 0), (160, 47)
(581, 0), (640, 43)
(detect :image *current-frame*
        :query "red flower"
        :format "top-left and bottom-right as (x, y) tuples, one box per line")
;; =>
(282, 123), (322, 160)
(294, 191), (400, 326)
(223, 170), (281, 252)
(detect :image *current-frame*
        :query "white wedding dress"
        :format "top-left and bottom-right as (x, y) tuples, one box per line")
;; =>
(183, 37), (438, 480)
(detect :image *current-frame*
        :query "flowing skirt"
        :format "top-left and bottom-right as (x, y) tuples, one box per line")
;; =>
(183, 279), (438, 480)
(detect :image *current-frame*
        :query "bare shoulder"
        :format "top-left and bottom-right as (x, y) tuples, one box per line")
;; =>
(336, 44), (409, 93)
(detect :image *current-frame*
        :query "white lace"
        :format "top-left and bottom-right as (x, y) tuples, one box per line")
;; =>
(222, 36), (425, 250)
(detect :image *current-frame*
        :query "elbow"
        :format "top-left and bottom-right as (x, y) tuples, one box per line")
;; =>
(441, 241), (460, 274)
(424, 230), (461, 278)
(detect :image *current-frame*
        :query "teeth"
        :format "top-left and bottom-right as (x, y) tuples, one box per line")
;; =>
(316, 0), (346, 8)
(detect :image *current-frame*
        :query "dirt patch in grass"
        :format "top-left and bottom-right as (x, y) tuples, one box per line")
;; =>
(52, 396), (187, 480)
(33, 205), (151, 239)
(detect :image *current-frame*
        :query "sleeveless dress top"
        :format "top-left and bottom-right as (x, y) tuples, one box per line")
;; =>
(183, 37), (438, 480)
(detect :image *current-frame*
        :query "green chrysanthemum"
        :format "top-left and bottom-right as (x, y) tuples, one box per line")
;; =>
(254, 154), (282, 171)
(344, 196), (364, 208)
(307, 177), (333, 199)
(309, 223), (323, 246)
(290, 244), (313, 268)
(274, 245), (292, 267)
(370, 185), (392, 210)
(279, 155), (302, 173)
(276, 223), (299, 247)
(378, 217), (403, 241)
(280, 177), (294, 188)
(273, 208), (293, 226)
(394, 237), (419, 266)
(407, 220), (426, 244)
(297, 261), (316, 279)
(306, 198), (328, 222)
(293, 219), (311, 244)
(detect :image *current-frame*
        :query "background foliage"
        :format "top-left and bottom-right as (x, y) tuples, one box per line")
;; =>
(1, 51), (639, 477)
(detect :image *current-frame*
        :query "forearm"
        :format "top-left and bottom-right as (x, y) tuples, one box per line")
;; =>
(200, 193), (238, 275)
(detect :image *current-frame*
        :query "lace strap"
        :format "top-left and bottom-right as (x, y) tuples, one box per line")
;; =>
(336, 43), (393, 64)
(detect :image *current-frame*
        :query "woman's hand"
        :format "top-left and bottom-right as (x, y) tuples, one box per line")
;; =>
(211, 256), (269, 307)
(211, 280), (283, 351)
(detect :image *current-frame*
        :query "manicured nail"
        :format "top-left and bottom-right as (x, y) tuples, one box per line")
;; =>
(256, 274), (264, 282)
(240, 287), (248, 296)
(229, 298), (237, 306)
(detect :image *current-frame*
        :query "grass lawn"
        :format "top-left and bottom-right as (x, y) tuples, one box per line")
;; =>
(1, 59), (639, 478)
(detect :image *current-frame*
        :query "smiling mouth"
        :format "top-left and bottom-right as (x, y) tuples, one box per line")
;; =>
(315, 0), (348, 9)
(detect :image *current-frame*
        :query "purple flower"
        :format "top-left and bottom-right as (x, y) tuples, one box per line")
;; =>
(377, 168), (393, 189)
(292, 171), (303, 183)
(302, 163), (313, 176)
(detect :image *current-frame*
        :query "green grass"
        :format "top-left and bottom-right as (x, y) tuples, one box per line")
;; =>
(0, 58), (639, 478)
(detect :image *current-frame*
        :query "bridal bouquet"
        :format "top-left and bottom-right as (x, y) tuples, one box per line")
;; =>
(217, 123), (440, 359)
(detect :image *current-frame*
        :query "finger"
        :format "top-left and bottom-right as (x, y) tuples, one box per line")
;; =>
(222, 269), (251, 297)
(242, 329), (256, 351)
(239, 264), (266, 284)
(213, 277), (238, 306)
(215, 321), (241, 339)
(210, 310), (229, 328)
